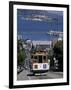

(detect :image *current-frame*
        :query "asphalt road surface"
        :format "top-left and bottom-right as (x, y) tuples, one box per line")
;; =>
(17, 69), (63, 80)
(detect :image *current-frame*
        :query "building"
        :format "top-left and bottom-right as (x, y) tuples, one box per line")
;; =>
(32, 40), (52, 51)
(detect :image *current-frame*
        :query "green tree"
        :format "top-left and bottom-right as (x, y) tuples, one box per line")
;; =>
(53, 40), (63, 71)
(17, 39), (26, 66)
(48, 48), (54, 69)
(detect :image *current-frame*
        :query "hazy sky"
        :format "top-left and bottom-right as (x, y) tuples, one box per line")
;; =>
(17, 9), (63, 40)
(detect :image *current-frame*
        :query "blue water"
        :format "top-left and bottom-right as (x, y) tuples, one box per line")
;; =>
(17, 9), (63, 41)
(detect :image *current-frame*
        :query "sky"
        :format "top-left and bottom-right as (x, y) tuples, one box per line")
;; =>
(17, 9), (63, 40)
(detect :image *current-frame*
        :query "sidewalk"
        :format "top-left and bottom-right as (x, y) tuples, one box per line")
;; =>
(49, 71), (63, 75)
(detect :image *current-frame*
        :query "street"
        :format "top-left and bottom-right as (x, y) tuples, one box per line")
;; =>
(17, 69), (63, 80)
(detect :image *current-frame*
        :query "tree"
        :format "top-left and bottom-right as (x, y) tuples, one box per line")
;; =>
(17, 39), (26, 66)
(48, 47), (54, 70)
(53, 40), (63, 71)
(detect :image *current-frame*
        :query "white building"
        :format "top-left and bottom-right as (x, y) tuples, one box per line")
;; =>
(32, 40), (52, 50)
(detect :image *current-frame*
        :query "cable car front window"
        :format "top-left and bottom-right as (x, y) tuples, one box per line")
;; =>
(43, 56), (46, 60)
(33, 56), (38, 63)
(34, 56), (37, 59)
(38, 56), (42, 63)
(43, 56), (46, 63)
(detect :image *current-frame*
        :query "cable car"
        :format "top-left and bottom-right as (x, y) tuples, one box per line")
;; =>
(30, 50), (50, 74)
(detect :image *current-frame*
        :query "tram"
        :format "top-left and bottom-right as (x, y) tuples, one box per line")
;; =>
(30, 50), (50, 74)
